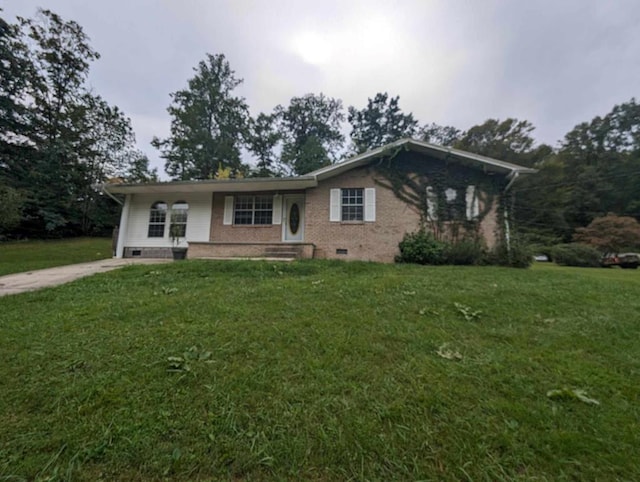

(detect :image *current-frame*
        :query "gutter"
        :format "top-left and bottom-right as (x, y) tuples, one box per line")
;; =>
(96, 183), (124, 205)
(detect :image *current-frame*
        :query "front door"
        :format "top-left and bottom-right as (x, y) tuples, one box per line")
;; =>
(283, 196), (304, 242)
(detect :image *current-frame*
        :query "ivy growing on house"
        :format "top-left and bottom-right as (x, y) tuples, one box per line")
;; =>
(370, 145), (506, 241)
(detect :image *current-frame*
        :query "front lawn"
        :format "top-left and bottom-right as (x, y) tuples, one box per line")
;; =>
(0, 237), (111, 276)
(1, 260), (638, 480)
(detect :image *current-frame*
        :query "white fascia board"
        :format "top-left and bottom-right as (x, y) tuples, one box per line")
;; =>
(103, 177), (317, 195)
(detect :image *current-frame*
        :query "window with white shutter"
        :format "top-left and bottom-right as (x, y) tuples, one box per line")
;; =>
(329, 188), (376, 222)
(426, 186), (438, 221)
(466, 185), (479, 220)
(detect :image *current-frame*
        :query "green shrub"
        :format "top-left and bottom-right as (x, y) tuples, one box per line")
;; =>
(396, 230), (447, 265)
(551, 243), (601, 267)
(487, 241), (533, 268)
(529, 243), (555, 261)
(445, 238), (486, 265)
(397, 231), (525, 267)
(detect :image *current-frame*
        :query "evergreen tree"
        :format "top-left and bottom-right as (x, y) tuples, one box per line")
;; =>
(153, 53), (249, 180)
(348, 93), (418, 154)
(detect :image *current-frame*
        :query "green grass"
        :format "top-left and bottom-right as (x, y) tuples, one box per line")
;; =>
(0, 238), (111, 276)
(1, 260), (639, 481)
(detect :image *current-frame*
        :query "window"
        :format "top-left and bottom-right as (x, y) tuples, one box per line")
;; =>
(426, 186), (477, 222)
(444, 187), (461, 220)
(148, 201), (167, 237)
(234, 195), (273, 225)
(170, 201), (189, 237)
(341, 188), (364, 221)
(329, 188), (375, 222)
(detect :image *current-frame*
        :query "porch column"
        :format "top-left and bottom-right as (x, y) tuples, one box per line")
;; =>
(115, 194), (131, 258)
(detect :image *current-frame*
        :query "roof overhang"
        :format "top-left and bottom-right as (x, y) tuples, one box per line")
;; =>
(309, 138), (537, 181)
(103, 176), (317, 195)
(100, 139), (536, 196)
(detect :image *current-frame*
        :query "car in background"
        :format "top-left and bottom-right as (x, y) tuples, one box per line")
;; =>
(601, 253), (640, 269)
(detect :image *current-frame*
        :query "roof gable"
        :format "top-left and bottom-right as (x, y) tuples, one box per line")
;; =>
(308, 138), (537, 181)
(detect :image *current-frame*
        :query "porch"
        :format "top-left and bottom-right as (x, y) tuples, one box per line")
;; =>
(188, 242), (315, 260)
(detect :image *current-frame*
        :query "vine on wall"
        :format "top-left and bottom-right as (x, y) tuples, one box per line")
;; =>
(371, 146), (505, 242)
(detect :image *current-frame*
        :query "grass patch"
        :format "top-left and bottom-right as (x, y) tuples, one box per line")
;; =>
(0, 238), (111, 276)
(1, 260), (639, 480)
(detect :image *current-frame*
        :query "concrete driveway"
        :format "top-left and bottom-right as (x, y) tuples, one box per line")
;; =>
(0, 258), (170, 297)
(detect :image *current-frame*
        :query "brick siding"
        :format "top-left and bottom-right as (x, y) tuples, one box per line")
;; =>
(192, 168), (501, 263)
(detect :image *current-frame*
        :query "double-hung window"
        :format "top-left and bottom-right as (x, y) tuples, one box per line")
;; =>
(341, 188), (364, 221)
(170, 201), (189, 237)
(329, 187), (375, 222)
(148, 201), (167, 237)
(234, 195), (273, 225)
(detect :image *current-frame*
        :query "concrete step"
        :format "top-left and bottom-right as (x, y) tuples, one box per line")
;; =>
(264, 246), (304, 258)
(265, 251), (300, 258)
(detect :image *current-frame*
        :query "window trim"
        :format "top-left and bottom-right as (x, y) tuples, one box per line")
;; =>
(329, 188), (375, 223)
(233, 195), (274, 225)
(148, 201), (167, 238)
(170, 201), (189, 238)
(341, 188), (364, 222)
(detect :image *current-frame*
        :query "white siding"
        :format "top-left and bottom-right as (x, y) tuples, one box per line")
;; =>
(123, 193), (212, 247)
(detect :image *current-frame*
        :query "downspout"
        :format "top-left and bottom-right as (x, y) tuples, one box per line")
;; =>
(503, 171), (521, 253)
(504, 170), (521, 192)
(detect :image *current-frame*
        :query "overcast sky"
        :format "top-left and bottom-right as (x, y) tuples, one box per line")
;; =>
(4, 0), (640, 176)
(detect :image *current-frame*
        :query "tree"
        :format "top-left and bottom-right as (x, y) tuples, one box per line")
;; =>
(0, 11), (32, 164)
(559, 98), (640, 225)
(510, 100), (640, 246)
(455, 118), (553, 167)
(420, 123), (461, 146)
(72, 94), (140, 233)
(573, 214), (640, 253)
(1, 9), (144, 237)
(347, 92), (418, 154)
(14, 9), (101, 236)
(0, 184), (24, 234)
(152, 53), (249, 180)
(247, 112), (281, 177)
(277, 93), (345, 175)
(123, 151), (158, 183)
(511, 157), (572, 245)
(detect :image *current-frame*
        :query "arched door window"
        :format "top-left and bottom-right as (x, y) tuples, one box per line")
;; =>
(170, 201), (189, 237)
(148, 201), (167, 237)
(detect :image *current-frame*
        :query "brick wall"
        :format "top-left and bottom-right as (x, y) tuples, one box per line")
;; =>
(209, 193), (282, 243)
(305, 166), (501, 263)
(305, 167), (421, 262)
(197, 167), (502, 263)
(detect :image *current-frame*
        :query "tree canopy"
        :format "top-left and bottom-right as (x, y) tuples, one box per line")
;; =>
(152, 53), (250, 180)
(0, 9), (153, 238)
(573, 214), (640, 253)
(276, 93), (345, 175)
(348, 92), (418, 154)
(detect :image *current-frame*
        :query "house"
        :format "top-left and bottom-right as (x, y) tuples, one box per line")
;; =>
(103, 139), (536, 263)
